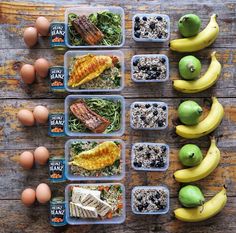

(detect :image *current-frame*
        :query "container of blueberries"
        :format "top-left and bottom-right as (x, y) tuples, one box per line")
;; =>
(131, 54), (169, 82)
(131, 186), (169, 215)
(131, 143), (169, 171)
(130, 101), (168, 130)
(132, 14), (170, 42)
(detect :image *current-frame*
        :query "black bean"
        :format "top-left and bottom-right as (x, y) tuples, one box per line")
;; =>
(152, 66), (157, 71)
(142, 16), (147, 21)
(153, 111), (158, 116)
(133, 59), (139, 66)
(147, 70), (152, 75)
(134, 31), (141, 38)
(133, 161), (142, 167)
(135, 16), (140, 22)
(145, 104), (151, 108)
(155, 192), (161, 199)
(150, 160), (156, 167)
(144, 32), (149, 36)
(158, 120), (164, 127)
(156, 16), (163, 21)
(134, 24), (140, 31)
(156, 71), (161, 77)
(141, 66), (146, 71)
(158, 33), (163, 39)
(137, 196), (142, 201)
(143, 203), (149, 208)
(134, 104), (140, 108)
(140, 116), (146, 121)
(153, 103), (158, 107)
(138, 146), (144, 151)
(146, 152), (151, 158)
(151, 74), (157, 80)
(137, 204), (143, 212)
(149, 22), (156, 30)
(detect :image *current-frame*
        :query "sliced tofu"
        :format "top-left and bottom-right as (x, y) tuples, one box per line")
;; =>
(81, 193), (112, 217)
(70, 202), (98, 218)
(72, 187), (101, 203)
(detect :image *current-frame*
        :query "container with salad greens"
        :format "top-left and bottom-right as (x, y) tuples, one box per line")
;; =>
(65, 139), (125, 181)
(64, 95), (125, 137)
(64, 50), (124, 92)
(65, 7), (125, 48)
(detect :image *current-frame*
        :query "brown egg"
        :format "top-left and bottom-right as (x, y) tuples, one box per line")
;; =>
(17, 109), (35, 126)
(36, 183), (51, 204)
(19, 151), (34, 169)
(23, 27), (38, 47)
(21, 188), (36, 206)
(34, 146), (49, 165)
(35, 17), (50, 36)
(34, 58), (50, 78)
(20, 64), (36, 84)
(33, 105), (49, 124)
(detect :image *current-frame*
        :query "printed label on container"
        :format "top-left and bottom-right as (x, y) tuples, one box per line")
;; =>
(50, 197), (67, 227)
(50, 23), (66, 49)
(49, 157), (66, 182)
(48, 114), (65, 137)
(49, 66), (65, 92)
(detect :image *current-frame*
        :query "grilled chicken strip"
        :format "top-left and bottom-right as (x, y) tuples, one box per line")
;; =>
(70, 101), (110, 133)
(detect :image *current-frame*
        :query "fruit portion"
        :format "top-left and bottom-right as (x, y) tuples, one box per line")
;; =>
(178, 100), (203, 125)
(178, 185), (205, 207)
(178, 14), (201, 37)
(174, 138), (220, 183)
(179, 55), (201, 80)
(174, 187), (227, 222)
(173, 51), (221, 93)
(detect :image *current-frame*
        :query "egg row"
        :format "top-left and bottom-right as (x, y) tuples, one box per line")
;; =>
(21, 183), (51, 206)
(23, 17), (50, 47)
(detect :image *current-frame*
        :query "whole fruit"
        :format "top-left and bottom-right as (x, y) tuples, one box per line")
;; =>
(179, 185), (205, 207)
(178, 14), (201, 37)
(178, 100), (203, 125)
(179, 55), (202, 80)
(179, 144), (203, 166)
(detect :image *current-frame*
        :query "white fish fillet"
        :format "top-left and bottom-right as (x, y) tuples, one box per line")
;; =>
(72, 187), (101, 203)
(70, 202), (98, 218)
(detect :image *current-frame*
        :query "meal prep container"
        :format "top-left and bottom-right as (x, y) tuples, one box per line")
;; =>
(132, 14), (170, 42)
(64, 95), (125, 137)
(64, 50), (125, 92)
(65, 183), (126, 225)
(65, 139), (126, 181)
(65, 6), (125, 48)
(131, 186), (169, 215)
(131, 142), (169, 171)
(131, 54), (169, 83)
(130, 101), (168, 130)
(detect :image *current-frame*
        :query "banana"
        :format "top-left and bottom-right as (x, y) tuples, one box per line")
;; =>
(173, 51), (221, 93)
(170, 14), (219, 52)
(174, 138), (220, 182)
(174, 187), (227, 222)
(176, 97), (224, 139)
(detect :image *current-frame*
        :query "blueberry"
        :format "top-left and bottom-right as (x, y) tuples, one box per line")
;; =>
(133, 161), (142, 167)
(140, 116), (146, 121)
(158, 120), (164, 127)
(156, 16), (163, 21)
(161, 145), (167, 152)
(153, 103), (158, 107)
(134, 24), (140, 31)
(142, 16), (147, 21)
(146, 152), (151, 158)
(134, 31), (141, 38)
(145, 32), (149, 36)
(137, 204), (143, 212)
(138, 146), (144, 151)
(155, 192), (161, 199)
(161, 57), (166, 64)
(151, 74), (157, 80)
(149, 22), (156, 30)
(158, 33), (163, 39)
(156, 71), (161, 77)
(153, 110), (158, 116)
(162, 105), (167, 111)
(135, 16), (140, 22)
(134, 104), (140, 108)
(150, 160), (156, 167)
(145, 104), (151, 108)
(133, 59), (139, 66)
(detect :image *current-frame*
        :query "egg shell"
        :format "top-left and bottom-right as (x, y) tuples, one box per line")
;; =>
(33, 105), (49, 124)
(20, 64), (36, 84)
(21, 188), (36, 206)
(19, 151), (34, 169)
(36, 183), (51, 204)
(34, 58), (50, 78)
(17, 109), (35, 126)
(34, 146), (49, 165)
(35, 17), (50, 36)
(23, 27), (38, 47)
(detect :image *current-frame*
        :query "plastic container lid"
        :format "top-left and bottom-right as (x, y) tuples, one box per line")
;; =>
(131, 186), (169, 215)
(131, 142), (169, 171)
(65, 6), (125, 48)
(65, 139), (125, 181)
(65, 183), (126, 224)
(130, 101), (168, 130)
(64, 50), (124, 93)
(131, 54), (169, 83)
(132, 14), (170, 42)
(64, 95), (125, 137)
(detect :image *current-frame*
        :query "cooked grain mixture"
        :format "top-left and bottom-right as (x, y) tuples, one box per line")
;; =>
(133, 15), (168, 39)
(131, 102), (168, 129)
(132, 56), (167, 81)
(133, 143), (168, 169)
(133, 188), (168, 213)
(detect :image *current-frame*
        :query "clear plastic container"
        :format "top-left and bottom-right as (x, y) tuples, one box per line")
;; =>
(130, 101), (168, 130)
(65, 183), (126, 224)
(131, 186), (169, 215)
(65, 139), (125, 181)
(131, 54), (169, 83)
(131, 142), (169, 171)
(132, 14), (170, 42)
(64, 50), (124, 92)
(65, 6), (125, 48)
(64, 95), (125, 137)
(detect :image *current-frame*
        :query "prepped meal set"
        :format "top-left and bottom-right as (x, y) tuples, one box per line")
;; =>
(18, 6), (227, 227)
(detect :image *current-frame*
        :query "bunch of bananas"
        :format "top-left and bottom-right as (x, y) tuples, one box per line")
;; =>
(171, 14), (227, 222)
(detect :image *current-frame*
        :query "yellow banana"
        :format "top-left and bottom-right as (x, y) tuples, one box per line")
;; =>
(173, 51), (221, 93)
(176, 97), (224, 139)
(174, 187), (227, 222)
(170, 14), (219, 52)
(174, 138), (220, 182)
